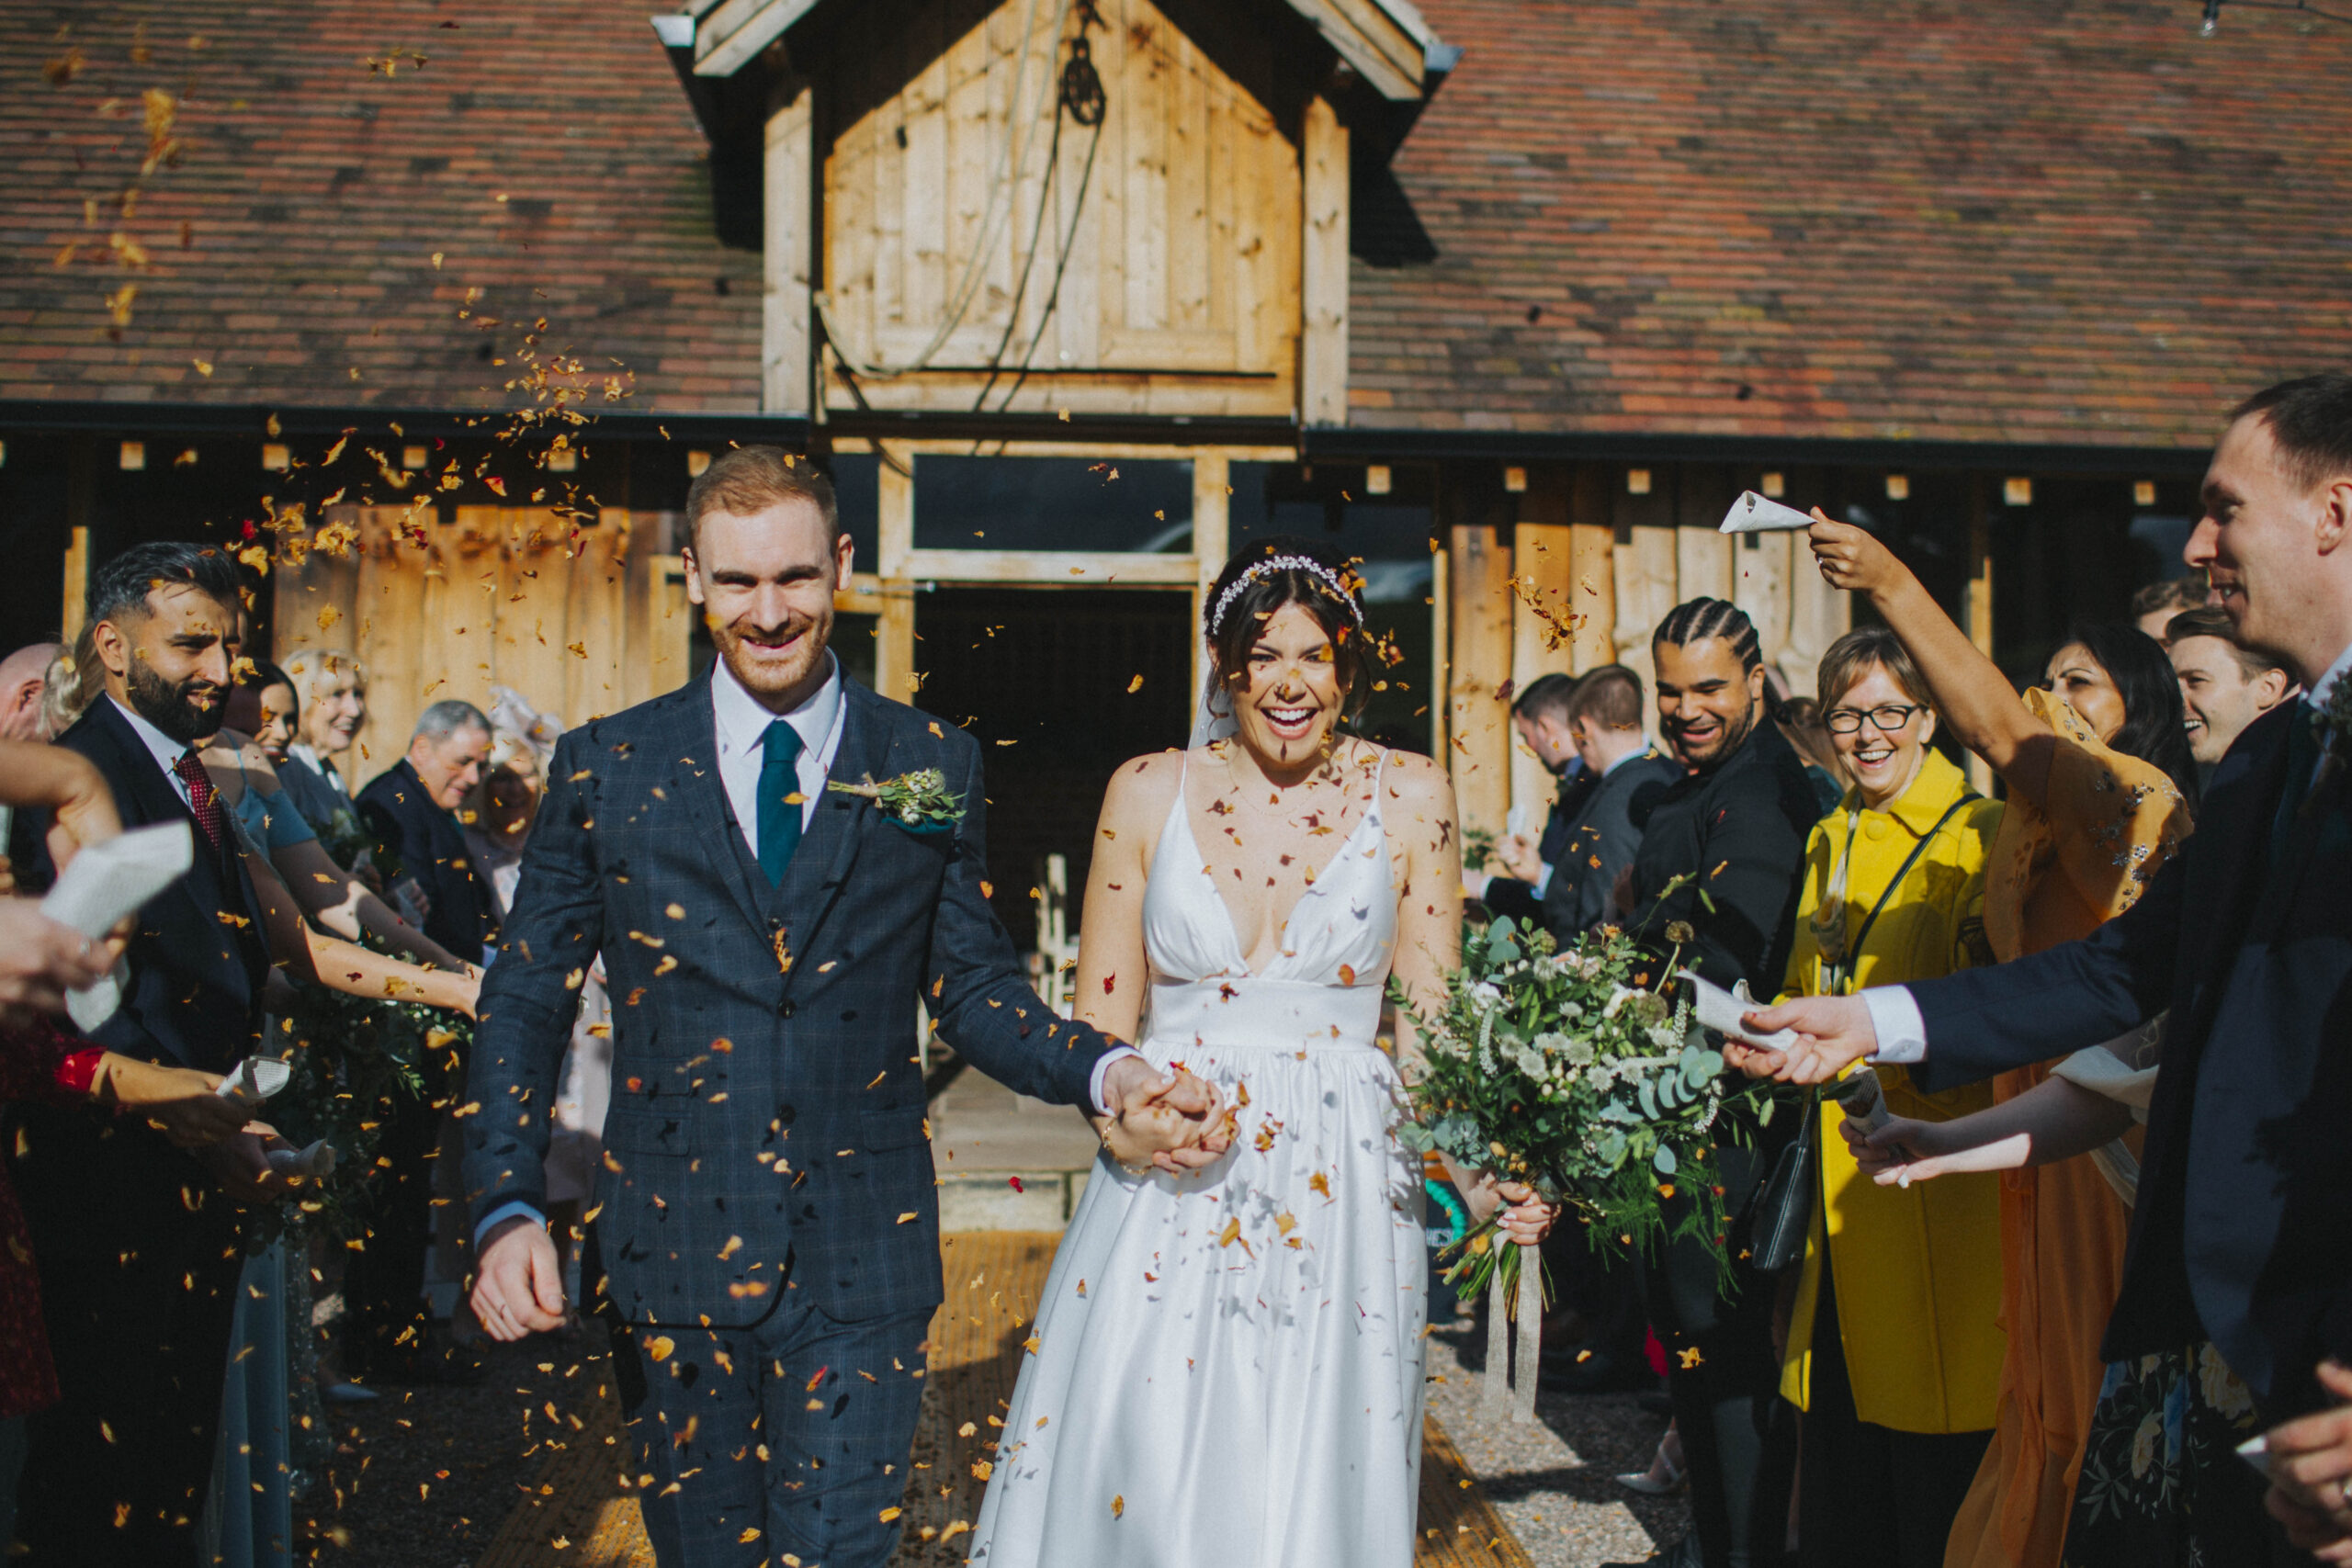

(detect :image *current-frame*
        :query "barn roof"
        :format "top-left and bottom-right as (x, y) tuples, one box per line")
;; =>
(0, 0), (763, 415)
(1347, 0), (2352, 450)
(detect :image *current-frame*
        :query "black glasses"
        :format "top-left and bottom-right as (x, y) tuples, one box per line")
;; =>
(1823, 704), (1924, 735)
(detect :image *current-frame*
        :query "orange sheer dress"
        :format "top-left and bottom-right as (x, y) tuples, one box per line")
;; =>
(1942, 690), (2189, 1568)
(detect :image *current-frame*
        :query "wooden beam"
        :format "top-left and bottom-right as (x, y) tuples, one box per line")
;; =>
(60, 525), (89, 646)
(1190, 453), (1230, 703)
(899, 550), (1197, 586)
(1299, 96), (1350, 429)
(1282, 0), (1427, 100)
(1430, 543), (1449, 762)
(1510, 516), (1574, 829)
(876, 456), (915, 702)
(1447, 524), (1511, 842)
(763, 81), (814, 416)
(694, 0), (817, 77)
(1567, 467), (1614, 673)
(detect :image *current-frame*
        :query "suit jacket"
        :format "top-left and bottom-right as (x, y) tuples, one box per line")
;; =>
(50, 698), (270, 1072)
(1541, 750), (1682, 940)
(1907, 702), (2352, 1416)
(359, 758), (496, 963)
(1478, 764), (1590, 928)
(1627, 719), (1820, 991)
(462, 672), (1114, 1327)
(277, 750), (354, 837)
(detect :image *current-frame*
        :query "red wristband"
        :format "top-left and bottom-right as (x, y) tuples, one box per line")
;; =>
(53, 1048), (104, 1099)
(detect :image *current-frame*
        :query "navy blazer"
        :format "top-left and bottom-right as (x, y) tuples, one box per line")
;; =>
(51, 697), (269, 1072)
(1908, 701), (2352, 1416)
(1542, 750), (1682, 941)
(358, 758), (496, 963)
(462, 672), (1114, 1327)
(1481, 765), (1593, 927)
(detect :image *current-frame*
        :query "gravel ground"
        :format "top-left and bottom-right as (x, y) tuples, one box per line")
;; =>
(1425, 1308), (1690, 1568)
(293, 1331), (606, 1567)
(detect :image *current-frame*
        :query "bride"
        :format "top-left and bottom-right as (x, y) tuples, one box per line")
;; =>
(969, 540), (1555, 1567)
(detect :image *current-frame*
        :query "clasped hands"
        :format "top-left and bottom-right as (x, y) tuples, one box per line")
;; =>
(1095, 1056), (1234, 1175)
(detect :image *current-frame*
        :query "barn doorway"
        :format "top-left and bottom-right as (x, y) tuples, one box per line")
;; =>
(912, 587), (1193, 953)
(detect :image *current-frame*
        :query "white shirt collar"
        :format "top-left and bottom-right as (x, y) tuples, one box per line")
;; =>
(1600, 737), (1663, 778)
(2307, 639), (2352, 715)
(110, 694), (191, 778)
(288, 739), (336, 777)
(712, 650), (842, 759)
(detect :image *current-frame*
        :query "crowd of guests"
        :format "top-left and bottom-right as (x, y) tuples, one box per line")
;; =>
(0, 541), (607, 1566)
(1467, 373), (2352, 1568)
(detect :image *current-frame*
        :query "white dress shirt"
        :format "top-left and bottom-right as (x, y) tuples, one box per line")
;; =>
(287, 740), (348, 796)
(711, 650), (847, 854)
(1862, 636), (2352, 1067)
(111, 696), (196, 808)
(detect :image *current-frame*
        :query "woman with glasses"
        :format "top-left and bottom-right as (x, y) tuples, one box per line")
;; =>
(1804, 517), (2195, 1568)
(1777, 626), (2007, 1566)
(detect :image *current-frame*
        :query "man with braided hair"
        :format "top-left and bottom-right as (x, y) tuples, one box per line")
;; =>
(1628, 595), (1822, 1568)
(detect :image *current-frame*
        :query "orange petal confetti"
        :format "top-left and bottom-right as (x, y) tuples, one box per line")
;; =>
(1338, 964), (1356, 987)
(644, 1336), (674, 1362)
(1113, 1495), (1125, 1518)
(1217, 1217), (1241, 1247)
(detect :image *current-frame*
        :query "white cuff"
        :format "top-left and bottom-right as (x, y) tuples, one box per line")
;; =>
(1531, 863), (1555, 900)
(1860, 986), (1928, 1065)
(1088, 1045), (1148, 1116)
(474, 1199), (545, 1251)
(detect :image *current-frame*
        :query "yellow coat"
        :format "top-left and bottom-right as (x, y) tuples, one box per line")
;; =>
(1779, 748), (2008, 1435)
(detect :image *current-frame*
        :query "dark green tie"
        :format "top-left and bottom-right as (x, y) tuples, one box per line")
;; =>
(2270, 707), (2324, 870)
(757, 719), (805, 886)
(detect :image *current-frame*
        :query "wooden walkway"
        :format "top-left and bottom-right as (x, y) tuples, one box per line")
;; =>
(476, 1232), (1531, 1568)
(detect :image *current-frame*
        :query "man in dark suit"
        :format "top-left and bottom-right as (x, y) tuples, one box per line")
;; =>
(9, 542), (272, 1568)
(1744, 374), (2352, 1560)
(465, 447), (1222, 1568)
(346, 700), (497, 1381)
(1542, 663), (1680, 942)
(1470, 672), (1588, 924)
(1628, 598), (1820, 1568)
(359, 702), (497, 965)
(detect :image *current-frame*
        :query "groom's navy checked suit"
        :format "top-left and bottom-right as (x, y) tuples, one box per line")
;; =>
(465, 666), (1113, 1567)
(1905, 697), (2352, 1424)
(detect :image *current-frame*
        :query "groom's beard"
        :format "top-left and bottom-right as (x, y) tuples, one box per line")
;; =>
(710, 606), (832, 705)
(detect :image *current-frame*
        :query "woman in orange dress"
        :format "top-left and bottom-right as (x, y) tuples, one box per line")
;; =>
(1801, 517), (2197, 1568)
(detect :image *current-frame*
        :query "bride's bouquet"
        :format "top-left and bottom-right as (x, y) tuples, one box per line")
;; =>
(1398, 914), (1765, 1305)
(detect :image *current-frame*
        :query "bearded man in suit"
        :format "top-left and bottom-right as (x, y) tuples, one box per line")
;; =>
(465, 446), (1223, 1568)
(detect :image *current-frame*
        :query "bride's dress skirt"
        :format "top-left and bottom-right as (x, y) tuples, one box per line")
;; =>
(969, 980), (1428, 1568)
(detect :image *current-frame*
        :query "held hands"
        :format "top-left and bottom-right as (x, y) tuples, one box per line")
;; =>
(1460, 1170), (1560, 1245)
(473, 1216), (568, 1344)
(1097, 1056), (1233, 1175)
(1495, 832), (1544, 885)
(1723, 994), (1879, 1084)
(2267, 1360), (2352, 1561)
(194, 1122), (304, 1206)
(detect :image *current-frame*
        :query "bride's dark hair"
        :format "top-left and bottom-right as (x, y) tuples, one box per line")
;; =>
(1204, 536), (1376, 722)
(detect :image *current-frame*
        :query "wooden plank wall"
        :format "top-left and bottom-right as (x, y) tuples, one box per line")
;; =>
(270, 507), (690, 786)
(820, 0), (1301, 419)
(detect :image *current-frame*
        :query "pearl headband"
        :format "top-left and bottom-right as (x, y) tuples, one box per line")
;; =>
(1207, 555), (1365, 637)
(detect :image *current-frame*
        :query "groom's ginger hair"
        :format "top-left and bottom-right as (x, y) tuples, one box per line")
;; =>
(685, 446), (839, 550)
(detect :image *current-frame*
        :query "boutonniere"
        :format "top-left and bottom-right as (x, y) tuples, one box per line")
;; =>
(2308, 682), (2352, 815)
(828, 768), (965, 830)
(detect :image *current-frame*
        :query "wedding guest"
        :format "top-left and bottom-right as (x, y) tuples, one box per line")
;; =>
(1774, 626), (2006, 1568)
(2132, 572), (2209, 641)
(1465, 672), (1588, 924)
(350, 701), (498, 1382)
(1775, 694), (1849, 814)
(9, 542), (277, 1568)
(1540, 664), (1679, 941)
(273, 646), (367, 840)
(36, 629), (101, 744)
(0, 644), (60, 742)
(2167, 604), (2293, 790)
(1781, 518), (2193, 1568)
(1625, 597), (1820, 1568)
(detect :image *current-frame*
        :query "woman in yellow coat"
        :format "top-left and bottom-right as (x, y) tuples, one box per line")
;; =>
(1779, 626), (2007, 1568)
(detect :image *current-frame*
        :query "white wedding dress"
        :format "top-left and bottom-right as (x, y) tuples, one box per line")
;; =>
(968, 751), (1428, 1568)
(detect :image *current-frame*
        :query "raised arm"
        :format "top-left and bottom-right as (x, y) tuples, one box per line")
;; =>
(1807, 513), (2060, 808)
(268, 833), (470, 971)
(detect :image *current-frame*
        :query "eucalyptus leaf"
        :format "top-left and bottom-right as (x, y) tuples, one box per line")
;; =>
(1654, 1144), (1678, 1176)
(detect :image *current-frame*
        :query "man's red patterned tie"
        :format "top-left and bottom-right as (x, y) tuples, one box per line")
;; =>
(172, 750), (228, 853)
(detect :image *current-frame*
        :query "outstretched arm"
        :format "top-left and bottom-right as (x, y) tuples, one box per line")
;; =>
(1841, 1074), (2134, 1185)
(1807, 514), (2059, 810)
(242, 845), (478, 1016)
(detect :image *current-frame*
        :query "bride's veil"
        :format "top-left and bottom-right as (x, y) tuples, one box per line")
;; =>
(1185, 663), (1236, 750)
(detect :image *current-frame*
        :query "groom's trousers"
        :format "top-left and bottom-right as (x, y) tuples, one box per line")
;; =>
(616, 1274), (932, 1568)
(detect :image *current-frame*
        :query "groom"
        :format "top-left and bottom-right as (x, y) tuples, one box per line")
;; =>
(465, 446), (1220, 1568)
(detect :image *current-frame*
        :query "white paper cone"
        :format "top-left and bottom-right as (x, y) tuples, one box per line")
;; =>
(1718, 490), (1817, 535)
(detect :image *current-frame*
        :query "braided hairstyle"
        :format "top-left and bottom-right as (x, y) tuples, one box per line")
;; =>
(1652, 596), (1763, 673)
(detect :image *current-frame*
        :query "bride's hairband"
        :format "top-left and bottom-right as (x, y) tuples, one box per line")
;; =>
(1208, 555), (1364, 636)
